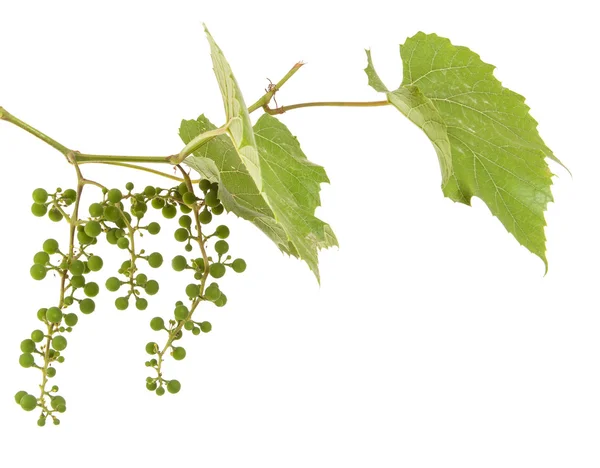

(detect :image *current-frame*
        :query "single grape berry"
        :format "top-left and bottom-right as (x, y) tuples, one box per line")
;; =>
(167, 380), (181, 394)
(145, 280), (159, 295)
(205, 190), (220, 208)
(215, 240), (229, 255)
(148, 252), (163, 268)
(177, 182), (189, 195)
(48, 208), (63, 222)
(162, 204), (177, 219)
(117, 237), (130, 250)
(19, 353), (35, 368)
(105, 277), (121, 292)
(47, 367), (57, 377)
(33, 251), (50, 265)
(62, 189), (77, 204)
(136, 298), (148, 311)
(184, 244), (193, 252)
(87, 255), (103, 272)
(199, 179), (211, 192)
(83, 282), (99, 297)
(31, 203), (48, 217)
(146, 381), (158, 391)
(185, 283), (200, 298)
(145, 342), (158, 355)
(174, 305), (189, 321)
(172, 347), (186, 361)
(135, 273), (148, 285)
(89, 203), (104, 217)
(184, 321), (195, 331)
(20, 394), (38, 412)
(115, 297), (129, 311)
(150, 317), (165, 331)
(104, 205), (121, 222)
(214, 293), (228, 307)
(192, 327), (201, 336)
(172, 255), (187, 272)
(52, 336), (68, 351)
(147, 222), (161, 235)
(107, 188), (123, 203)
(156, 386), (165, 396)
(209, 263), (226, 279)
(71, 275), (85, 289)
(231, 258), (247, 273)
(32, 188), (48, 204)
(64, 313), (78, 327)
(84, 220), (102, 238)
(215, 225), (230, 239)
(50, 396), (66, 412)
(43, 238), (59, 254)
(144, 186), (156, 197)
(151, 197), (165, 209)
(79, 298), (95, 314)
(20, 339), (36, 353)
(200, 321), (212, 333)
(31, 329), (45, 343)
(30, 264), (47, 281)
(204, 285), (221, 302)
(174, 228), (189, 242)
(77, 230), (93, 245)
(14, 390), (28, 405)
(198, 209), (212, 225)
(182, 192), (198, 206)
(125, 182), (134, 191)
(179, 215), (192, 228)
(212, 204), (224, 215)
(69, 260), (85, 276)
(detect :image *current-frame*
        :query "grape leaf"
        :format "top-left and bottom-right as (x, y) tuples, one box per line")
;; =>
(365, 32), (561, 269)
(181, 114), (337, 281)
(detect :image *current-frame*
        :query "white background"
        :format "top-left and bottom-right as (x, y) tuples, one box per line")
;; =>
(0, 1), (598, 467)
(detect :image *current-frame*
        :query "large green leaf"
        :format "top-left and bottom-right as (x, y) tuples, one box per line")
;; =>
(181, 114), (337, 281)
(366, 32), (561, 269)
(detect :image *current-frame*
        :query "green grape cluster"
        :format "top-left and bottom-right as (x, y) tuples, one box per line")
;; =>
(17, 176), (246, 424)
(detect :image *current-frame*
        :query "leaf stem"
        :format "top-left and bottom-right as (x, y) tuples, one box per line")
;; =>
(77, 161), (201, 183)
(247, 61), (305, 113)
(264, 100), (390, 114)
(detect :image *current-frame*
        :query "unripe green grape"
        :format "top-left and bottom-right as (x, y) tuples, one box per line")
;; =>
(30, 264), (47, 281)
(162, 204), (177, 219)
(47, 367), (57, 377)
(32, 188), (48, 204)
(180, 191), (194, 205)
(192, 327), (201, 336)
(51, 335), (67, 351)
(146, 381), (157, 391)
(31, 203), (48, 217)
(14, 390), (28, 405)
(172, 347), (186, 361)
(71, 275), (85, 289)
(104, 205), (121, 222)
(215, 240), (229, 255)
(184, 244), (193, 252)
(84, 220), (102, 238)
(172, 255), (187, 272)
(204, 285), (221, 302)
(136, 298), (148, 311)
(156, 386), (165, 396)
(135, 273), (148, 285)
(200, 321), (212, 333)
(37, 417), (46, 427)
(115, 296), (129, 311)
(209, 263), (226, 279)
(184, 321), (195, 331)
(37, 308), (48, 322)
(107, 188), (123, 203)
(50, 396), (66, 411)
(215, 225), (230, 239)
(150, 359), (158, 366)
(20, 339), (35, 353)
(144, 186), (156, 197)
(231, 258), (247, 273)
(167, 380), (181, 394)
(214, 293), (228, 307)
(147, 222), (161, 235)
(120, 260), (132, 272)
(174, 305), (189, 321)
(125, 182), (134, 191)
(19, 353), (35, 368)
(89, 203), (104, 217)
(174, 228), (189, 242)
(31, 329), (45, 343)
(48, 208), (63, 222)
(20, 394), (38, 411)
(106, 277), (121, 291)
(150, 317), (165, 331)
(185, 283), (200, 298)
(198, 209), (212, 224)
(179, 215), (192, 228)
(79, 298), (95, 314)
(211, 204), (224, 215)
(87, 255), (103, 272)
(62, 189), (77, 204)
(64, 313), (78, 327)
(56, 356), (65, 363)
(151, 197), (165, 209)
(176, 181), (188, 195)
(83, 282), (99, 298)
(53, 418), (61, 425)
(145, 342), (158, 355)
(133, 202), (147, 217)
(77, 230), (93, 245)
(210, 182), (219, 192)
(43, 239), (59, 254)
(145, 280), (159, 295)
(148, 252), (163, 268)
(69, 260), (85, 276)
(205, 190), (220, 208)
(199, 179), (211, 192)
(179, 204), (192, 214)
(106, 228), (119, 245)
(33, 251), (50, 265)
(117, 237), (130, 250)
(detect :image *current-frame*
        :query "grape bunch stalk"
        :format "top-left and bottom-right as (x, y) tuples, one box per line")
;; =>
(14, 162), (246, 425)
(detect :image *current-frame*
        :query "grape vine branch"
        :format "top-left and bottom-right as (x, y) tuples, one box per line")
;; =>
(2, 25), (565, 425)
